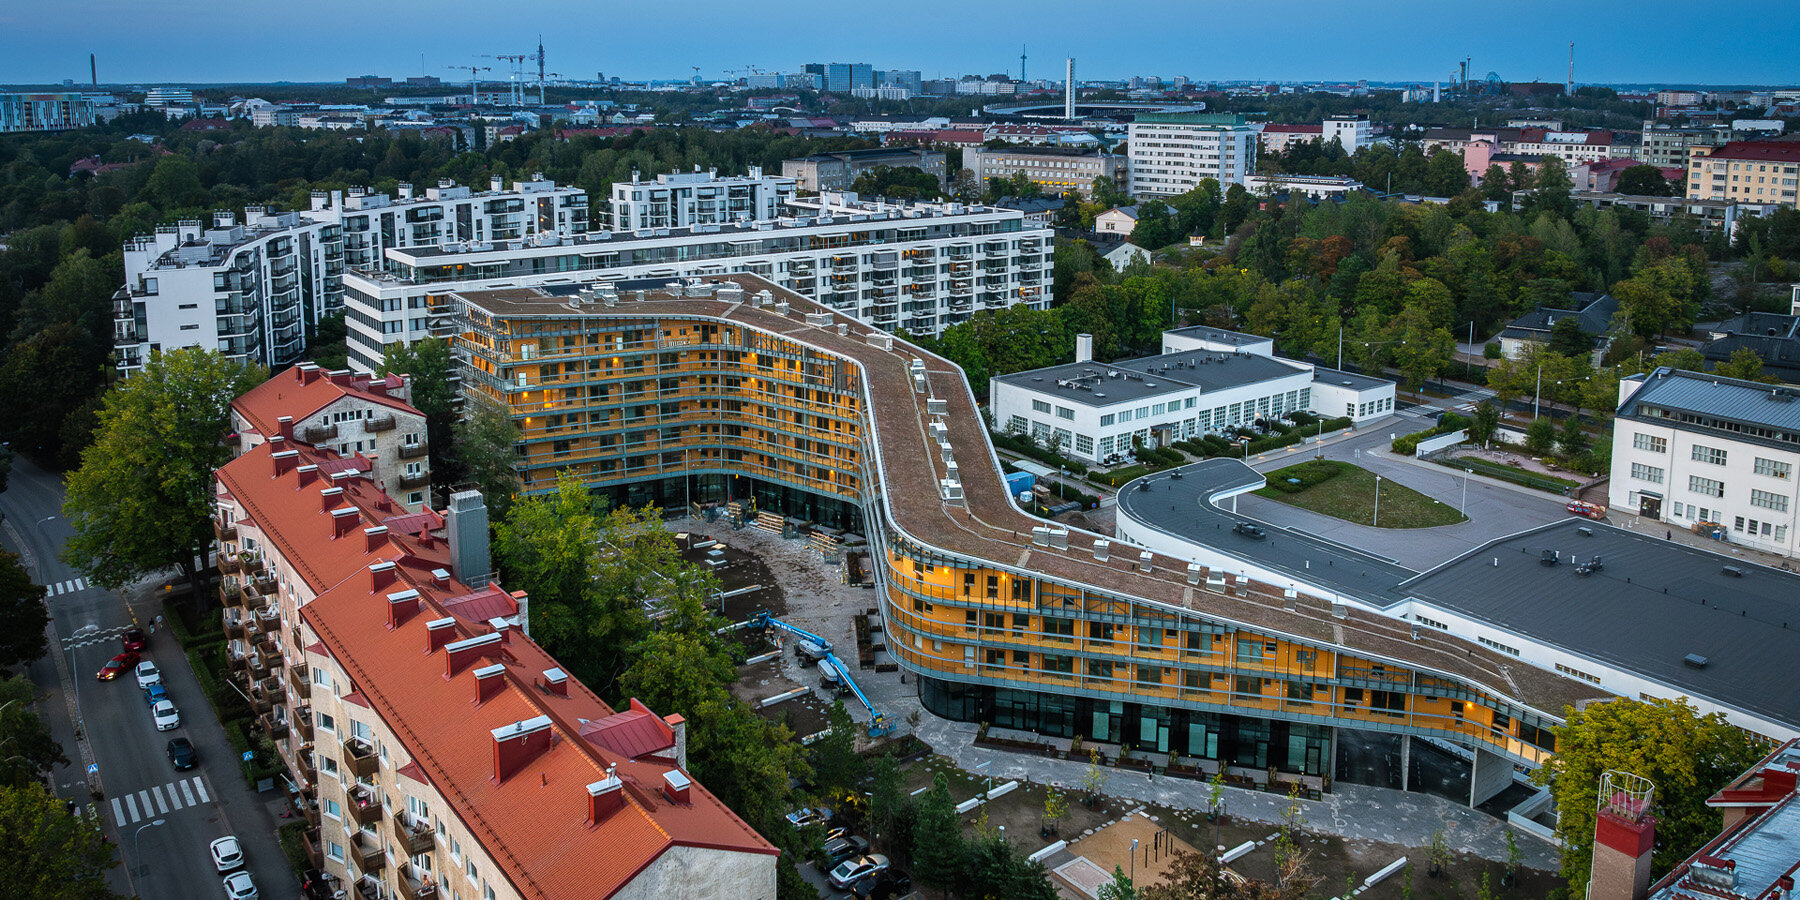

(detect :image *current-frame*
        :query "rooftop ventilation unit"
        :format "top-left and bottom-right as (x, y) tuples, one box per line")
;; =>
(1683, 653), (1709, 669)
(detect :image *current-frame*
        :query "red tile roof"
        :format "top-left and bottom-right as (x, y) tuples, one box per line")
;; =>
(1704, 140), (1800, 164)
(232, 364), (417, 443)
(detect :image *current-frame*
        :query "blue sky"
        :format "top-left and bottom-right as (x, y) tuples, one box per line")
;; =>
(1, 1), (1795, 87)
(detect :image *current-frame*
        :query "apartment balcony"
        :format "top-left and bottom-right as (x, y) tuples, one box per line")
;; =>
(347, 783), (382, 827)
(220, 579), (245, 609)
(287, 664), (311, 700)
(260, 710), (289, 740)
(365, 413), (396, 433)
(255, 605), (282, 635)
(218, 552), (242, 576)
(223, 608), (247, 639)
(399, 471), (430, 489)
(350, 831), (384, 876)
(343, 737), (378, 778)
(213, 519), (238, 542)
(241, 554), (268, 579)
(396, 862), (439, 900)
(392, 810), (434, 856)
(227, 639), (250, 672)
(247, 648), (273, 680)
(248, 680), (277, 714)
(300, 827), (323, 871)
(829, 257), (858, 272)
(398, 442), (428, 460)
(294, 706), (315, 744)
(354, 876), (381, 900)
(301, 423), (338, 443)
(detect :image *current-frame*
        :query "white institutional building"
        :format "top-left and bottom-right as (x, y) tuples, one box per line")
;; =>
(1128, 113), (1258, 195)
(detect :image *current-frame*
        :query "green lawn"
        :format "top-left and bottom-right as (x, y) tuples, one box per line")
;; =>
(1254, 460), (1468, 529)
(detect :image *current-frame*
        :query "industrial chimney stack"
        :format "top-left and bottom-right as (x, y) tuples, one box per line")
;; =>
(1590, 771), (1657, 900)
(1064, 58), (1075, 120)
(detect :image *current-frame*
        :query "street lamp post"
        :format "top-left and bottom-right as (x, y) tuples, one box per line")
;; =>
(1131, 837), (1140, 886)
(131, 818), (166, 879)
(1533, 361), (1544, 419)
(1372, 475), (1382, 528)
(1461, 468), (1471, 515)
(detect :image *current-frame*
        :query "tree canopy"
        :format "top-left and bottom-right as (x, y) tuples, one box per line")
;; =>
(0, 553), (49, 672)
(62, 348), (265, 594)
(0, 783), (120, 900)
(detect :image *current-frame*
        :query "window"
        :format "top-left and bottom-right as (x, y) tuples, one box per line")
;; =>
(327, 841), (345, 862)
(1031, 399), (1051, 414)
(1754, 458), (1792, 479)
(1099, 413), (1116, 427)
(1630, 463), (1664, 484)
(1055, 405), (1074, 420)
(1042, 654), (1074, 675)
(1007, 415), (1027, 435)
(1042, 617), (1074, 642)
(1074, 434), (1094, 455)
(1478, 636), (1521, 656)
(1750, 489), (1788, 512)
(323, 798), (342, 819)
(1633, 433), (1667, 453)
(316, 712), (336, 733)
(1555, 663), (1601, 685)
(1689, 475), (1725, 497)
(1691, 445), (1727, 465)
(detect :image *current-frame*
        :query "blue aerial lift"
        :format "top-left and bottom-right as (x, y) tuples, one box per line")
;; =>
(748, 612), (893, 736)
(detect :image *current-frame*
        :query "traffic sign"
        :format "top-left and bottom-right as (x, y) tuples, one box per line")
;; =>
(86, 763), (97, 776)
(242, 751), (254, 762)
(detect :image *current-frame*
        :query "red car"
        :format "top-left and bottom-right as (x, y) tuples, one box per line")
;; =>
(122, 628), (147, 652)
(96, 652), (140, 681)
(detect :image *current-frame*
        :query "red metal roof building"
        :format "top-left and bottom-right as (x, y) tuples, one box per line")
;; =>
(1687, 139), (1800, 208)
(212, 367), (778, 900)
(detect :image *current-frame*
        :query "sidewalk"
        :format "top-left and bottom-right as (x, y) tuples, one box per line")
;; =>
(917, 717), (1559, 870)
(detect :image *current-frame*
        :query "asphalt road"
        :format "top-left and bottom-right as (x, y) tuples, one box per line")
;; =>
(1, 454), (298, 900)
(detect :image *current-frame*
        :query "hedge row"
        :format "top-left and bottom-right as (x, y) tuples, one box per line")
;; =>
(1134, 445), (1185, 467)
(1093, 465), (1155, 487)
(1036, 480), (1100, 508)
(1261, 460), (1347, 494)
(1391, 412), (1469, 455)
(163, 596), (226, 651)
(989, 430), (1090, 476)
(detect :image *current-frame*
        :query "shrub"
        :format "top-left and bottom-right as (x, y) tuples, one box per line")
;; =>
(277, 822), (312, 881)
(163, 597), (225, 650)
(1262, 460), (1346, 493)
(1484, 341), (1502, 359)
(989, 430), (1089, 475)
(1093, 465), (1153, 487)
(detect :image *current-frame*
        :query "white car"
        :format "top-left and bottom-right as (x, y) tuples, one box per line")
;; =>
(829, 854), (890, 890)
(151, 700), (180, 731)
(209, 835), (244, 872)
(222, 869), (257, 900)
(135, 660), (162, 690)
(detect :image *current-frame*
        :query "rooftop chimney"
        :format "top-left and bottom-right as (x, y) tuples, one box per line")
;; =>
(331, 506), (360, 538)
(277, 415), (295, 441)
(272, 449), (300, 477)
(540, 667), (568, 697)
(319, 486), (344, 511)
(366, 377), (390, 396)
(431, 568), (452, 588)
(425, 616), (458, 653)
(586, 768), (625, 824)
(298, 364), (322, 386)
(1591, 772), (1658, 900)
(661, 768), (692, 804)
(369, 560), (398, 591)
(490, 715), (553, 783)
(296, 464), (320, 488)
(386, 588), (420, 629)
(487, 616), (515, 643)
(663, 714), (688, 769)
(473, 662), (507, 704)
(445, 631), (503, 677)
(363, 525), (389, 552)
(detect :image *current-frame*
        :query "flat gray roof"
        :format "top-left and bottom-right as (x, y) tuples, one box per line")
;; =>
(1312, 367), (1391, 391)
(1166, 325), (1268, 346)
(1402, 519), (1800, 728)
(994, 351), (1306, 409)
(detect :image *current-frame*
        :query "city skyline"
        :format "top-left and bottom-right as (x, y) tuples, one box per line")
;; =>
(1, 0), (1797, 87)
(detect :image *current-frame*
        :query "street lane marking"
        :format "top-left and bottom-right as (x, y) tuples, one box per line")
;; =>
(137, 790), (152, 819)
(110, 797), (126, 828)
(192, 777), (209, 803)
(179, 780), (196, 806)
(124, 793), (139, 822)
(152, 785), (169, 814)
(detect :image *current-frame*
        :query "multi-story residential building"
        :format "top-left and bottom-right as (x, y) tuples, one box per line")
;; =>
(781, 147), (949, 192)
(1256, 123), (1324, 154)
(1564, 190), (1759, 238)
(143, 87), (195, 107)
(0, 92), (98, 132)
(441, 273), (1800, 811)
(1128, 113), (1258, 194)
(965, 147), (1125, 198)
(989, 327), (1394, 465)
(1686, 140), (1800, 208)
(608, 168), (794, 230)
(1609, 367), (1800, 558)
(1323, 115), (1372, 152)
(228, 363), (433, 509)
(342, 193), (1047, 370)
(115, 176), (587, 375)
(1639, 120), (1731, 167)
(116, 209), (344, 376)
(212, 370), (778, 900)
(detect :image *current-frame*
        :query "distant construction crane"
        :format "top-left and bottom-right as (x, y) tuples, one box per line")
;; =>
(486, 54), (529, 106)
(447, 63), (491, 107)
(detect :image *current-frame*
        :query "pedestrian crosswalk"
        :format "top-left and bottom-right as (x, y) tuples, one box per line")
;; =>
(110, 776), (211, 827)
(60, 624), (131, 651)
(47, 577), (88, 595)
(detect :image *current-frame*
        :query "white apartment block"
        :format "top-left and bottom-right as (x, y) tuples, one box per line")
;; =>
(608, 168), (794, 230)
(1127, 113), (1257, 195)
(1609, 368), (1800, 558)
(1323, 115), (1372, 152)
(342, 194), (1050, 372)
(116, 177), (587, 375)
(990, 327), (1393, 466)
(965, 147), (1126, 198)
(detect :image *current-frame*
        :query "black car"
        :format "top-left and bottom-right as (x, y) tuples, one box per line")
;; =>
(1232, 522), (1265, 540)
(167, 737), (197, 770)
(849, 868), (911, 900)
(823, 835), (870, 866)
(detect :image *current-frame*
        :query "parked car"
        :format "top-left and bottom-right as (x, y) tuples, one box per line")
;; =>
(221, 869), (257, 900)
(96, 652), (140, 681)
(122, 627), (147, 652)
(209, 835), (245, 872)
(167, 738), (197, 770)
(828, 854), (890, 890)
(143, 683), (169, 705)
(151, 700), (181, 731)
(823, 835), (870, 867)
(822, 825), (852, 843)
(850, 868), (913, 900)
(134, 660), (162, 690)
(784, 806), (833, 829)
(1232, 522), (1265, 540)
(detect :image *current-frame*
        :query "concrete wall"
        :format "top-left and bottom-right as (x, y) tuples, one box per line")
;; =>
(612, 844), (777, 900)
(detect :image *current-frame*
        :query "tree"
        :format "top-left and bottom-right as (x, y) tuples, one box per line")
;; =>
(1523, 417), (1557, 455)
(1546, 316), (1592, 358)
(809, 701), (865, 801)
(0, 442), (10, 492)
(451, 402), (522, 519)
(849, 165), (942, 200)
(0, 677), (66, 788)
(0, 783), (121, 899)
(378, 336), (460, 491)
(1081, 748), (1110, 805)
(1468, 401), (1500, 448)
(1098, 866), (1137, 900)
(1535, 698), (1764, 896)
(62, 349), (265, 597)
(1141, 849), (1314, 900)
(913, 773), (966, 894)
(867, 753), (911, 853)
(1615, 165), (1671, 197)
(1388, 304), (1455, 396)
(1714, 347), (1775, 382)
(1042, 785), (1067, 837)
(966, 830), (1061, 900)
(0, 553), (48, 671)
